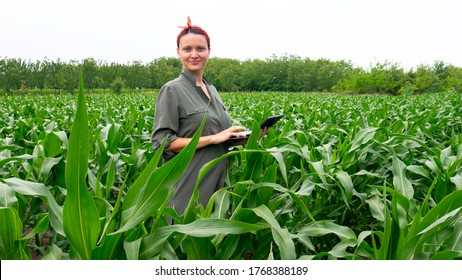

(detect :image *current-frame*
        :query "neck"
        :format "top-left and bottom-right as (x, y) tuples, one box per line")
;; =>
(183, 68), (204, 85)
(192, 70), (204, 85)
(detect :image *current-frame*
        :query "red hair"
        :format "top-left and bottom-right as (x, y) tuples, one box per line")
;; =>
(177, 16), (210, 49)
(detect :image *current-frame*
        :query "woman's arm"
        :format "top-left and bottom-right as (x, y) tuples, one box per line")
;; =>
(168, 126), (269, 152)
(167, 125), (247, 153)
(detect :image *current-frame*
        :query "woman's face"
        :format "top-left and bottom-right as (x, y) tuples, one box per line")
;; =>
(177, 33), (210, 74)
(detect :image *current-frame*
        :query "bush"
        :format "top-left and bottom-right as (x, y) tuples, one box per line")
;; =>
(111, 77), (125, 94)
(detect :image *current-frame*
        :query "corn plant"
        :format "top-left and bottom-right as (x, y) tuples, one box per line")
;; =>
(1, 86), (461, 259)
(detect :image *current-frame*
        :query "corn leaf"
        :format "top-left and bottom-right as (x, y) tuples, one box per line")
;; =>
(214, 234), (240, 260)
(348, 127), (378, 153)
(392, 156), (414, 199)
(0, 207), (24, 259)
(62, 71), (100, 259)
(119, 138), (165, 210)
(366, 193), (386, 222)
(0, 182), (18, 209)
(243, 122), (264, 182)
(139, 218), (266, 259)
(335, 169), (354, 204)
(0, 154), (34, 169)
(105, 158), (115, 199)
(406, 190), (462, 258)
(182, 236), (214, 259)
(41, 244), (66, 260)
(22, 213), (49, 240)
(44, 131), (65, 158)
(117, 115), (206, 233)
(251, 205), (296, 260)
(298, 220), (357, 241)
(4, 177), (64, 236)
(196, 149), (287, 190)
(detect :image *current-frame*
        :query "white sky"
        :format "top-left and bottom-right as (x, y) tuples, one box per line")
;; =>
(2, 0), (461, 70)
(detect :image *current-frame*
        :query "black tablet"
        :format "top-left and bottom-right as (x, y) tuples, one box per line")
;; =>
(228, 114), (284, 141)
(259, 114), (285, 129)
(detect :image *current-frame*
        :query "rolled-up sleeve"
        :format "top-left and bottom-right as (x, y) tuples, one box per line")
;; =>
(151, 84), (180, 161)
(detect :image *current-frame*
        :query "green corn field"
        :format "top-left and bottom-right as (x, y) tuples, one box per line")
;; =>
(0, 75), (461, 260)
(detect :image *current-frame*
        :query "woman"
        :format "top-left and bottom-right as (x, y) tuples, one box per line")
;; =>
(151, 17), (248, 215)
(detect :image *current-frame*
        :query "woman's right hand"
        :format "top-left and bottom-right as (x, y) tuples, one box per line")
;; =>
(169, 126), (249, 152)
(213, 126), (248, 144)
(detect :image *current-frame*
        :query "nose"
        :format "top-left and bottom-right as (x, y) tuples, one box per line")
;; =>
(191, 50), (199, 58)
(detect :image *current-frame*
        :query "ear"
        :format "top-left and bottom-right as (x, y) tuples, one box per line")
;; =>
(177, 48), (180, 58)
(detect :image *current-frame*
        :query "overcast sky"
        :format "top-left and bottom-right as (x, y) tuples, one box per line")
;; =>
(2, 0), (461, 69)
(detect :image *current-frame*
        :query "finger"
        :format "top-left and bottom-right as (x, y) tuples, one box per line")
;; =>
(230, 126), (247, 132)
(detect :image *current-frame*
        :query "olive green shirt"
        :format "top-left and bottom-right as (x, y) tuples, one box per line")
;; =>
(151, 69), (232, 214)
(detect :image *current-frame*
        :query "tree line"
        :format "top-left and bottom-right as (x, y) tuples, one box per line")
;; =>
(1, 56), (461, 95)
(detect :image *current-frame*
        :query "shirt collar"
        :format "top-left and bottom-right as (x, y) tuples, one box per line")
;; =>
(181, 68), (211, 86)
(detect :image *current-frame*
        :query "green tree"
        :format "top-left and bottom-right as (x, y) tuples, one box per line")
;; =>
(111, 76), (125, 94)
(369, 61), (405, 94)
(31, 59), (50, 92)
(1, 56), (461, 94)
(286, 56), (311, 91)
(81, 58), (100, 91)
(443, 65), (462, 92)
(150, 57), (182, 89)
(334, 61), (404, 94)
(98, 62), (118, 93)
(240, 58), (268, 91)
(314, 59), (353, 92)
(48, 59), (66, 93)
(63, 61), (79, 94)
(1, 58), (27, 92)
(124, 60), (151, 92)
(205, 58), (242, 91)
(411, 64), (440, 93)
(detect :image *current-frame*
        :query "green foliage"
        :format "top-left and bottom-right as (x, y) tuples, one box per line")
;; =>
(205, 58), (242, 91)
(110, 77), (125, 94)
(149, 57), (182, 88)
(335, 61), (405, 94)
(62, 71), (100, 259)
(2, 57), (461, 95)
